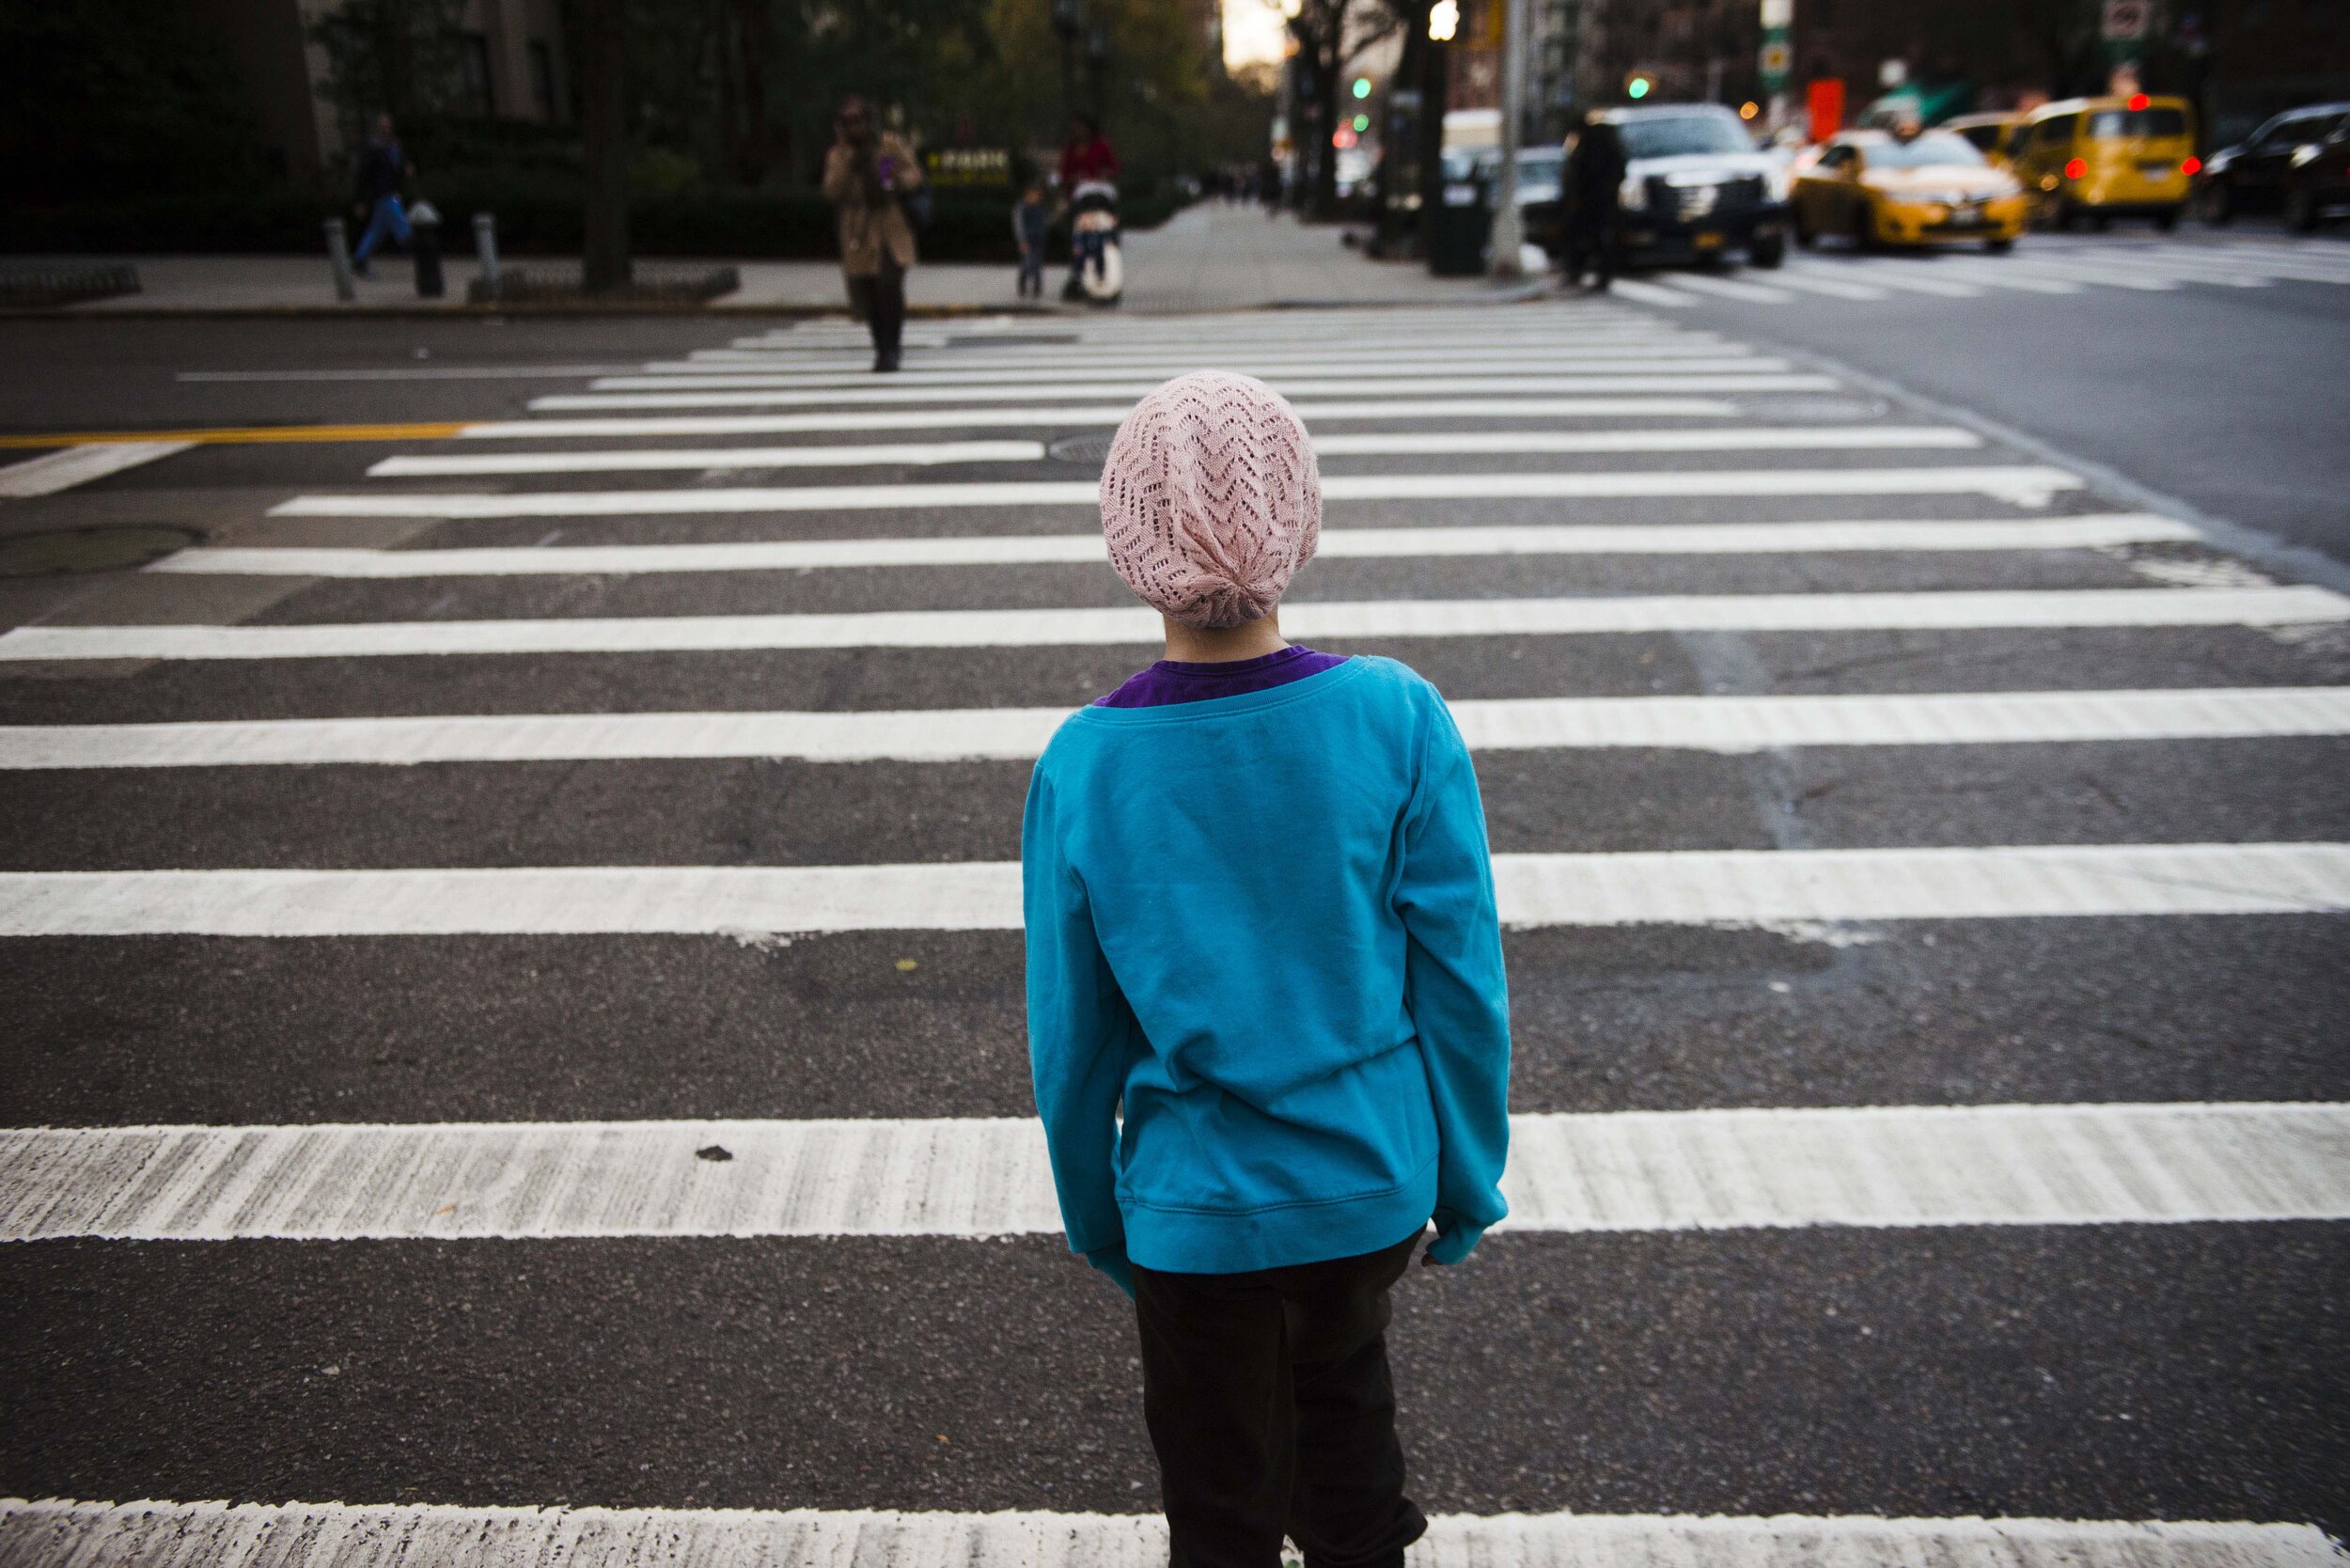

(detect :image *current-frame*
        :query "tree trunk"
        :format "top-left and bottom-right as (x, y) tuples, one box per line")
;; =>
(1309, 8), (1347, 220)
(581, 0), (632, 293)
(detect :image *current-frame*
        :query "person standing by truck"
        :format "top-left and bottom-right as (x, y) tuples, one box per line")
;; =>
(1560, 110), (1627, 290)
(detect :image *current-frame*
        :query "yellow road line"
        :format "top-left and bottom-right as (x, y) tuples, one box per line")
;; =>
(0, 422), (467, 448)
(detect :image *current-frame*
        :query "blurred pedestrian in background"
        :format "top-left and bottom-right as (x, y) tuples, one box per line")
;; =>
(349, 113), (415, 279)
(1012, 181), (1049, 300)
(1561, 110), (1627, 290)
(822, 94), (924, 372)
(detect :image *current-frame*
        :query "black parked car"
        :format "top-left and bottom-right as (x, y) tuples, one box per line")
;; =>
(2197, 102), (2350, 228)
(1599, 103), (1790, 268)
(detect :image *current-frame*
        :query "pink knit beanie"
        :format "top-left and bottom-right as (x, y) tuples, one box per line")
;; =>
(1099, 370), (1323, 629)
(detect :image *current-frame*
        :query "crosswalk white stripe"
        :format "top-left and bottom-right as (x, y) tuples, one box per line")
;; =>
(1990, 259), (2181, 291)
(8, 685), (2342, 771)
(0, 441), (194, 498)
(549, 372), (1823, 407)
(1891, 259), (2082, 295)
(3, 843), (2346, 935)
(147, 514), (2194, 578)
(368, 440), (1046, 476)
(11, 586), (2335, 664)
(460, 398), (1748, 439)
(646, 344), (1747, 375)
(362, 427), (1984, 478)
(578, 364), (1786, 395)
(266, 466), (2084, 520)
(8, 1498), (2333, 1568)
(1653, 274), (1798, 305)
(5, 1102), (2344, 1241)
(1755, 267), (1892, 301)
(1591, 278), (1700, 307)
(1832, 264), (1982, 298)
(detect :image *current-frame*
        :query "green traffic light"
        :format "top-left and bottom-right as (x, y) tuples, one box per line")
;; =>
(1627, 76), (1651, 99)
(1352, 77), (1371, 100)
(1353, 113), (1370, 133)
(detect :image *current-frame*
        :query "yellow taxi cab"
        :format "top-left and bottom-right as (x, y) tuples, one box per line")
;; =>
(2007, 93), (2198, 228)
(1791, 128), (2029, 251)
(1945, 111), (2024, 174)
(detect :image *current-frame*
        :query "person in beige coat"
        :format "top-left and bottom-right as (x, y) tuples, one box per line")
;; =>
(822, 95), (924, 372)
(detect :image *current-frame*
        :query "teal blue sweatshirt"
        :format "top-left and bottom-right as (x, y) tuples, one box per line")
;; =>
(1022, 655), (1512, 1287)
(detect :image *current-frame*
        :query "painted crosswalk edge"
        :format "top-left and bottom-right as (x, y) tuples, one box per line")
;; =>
(2, 1498), (2334, 1568)
(3, 1104), (2344, 1242)
(266, 465), (2082, 516)
(5, 688), (2347, 769)
(2, 844), (2347, 935)
(8, 587), (2339, 663)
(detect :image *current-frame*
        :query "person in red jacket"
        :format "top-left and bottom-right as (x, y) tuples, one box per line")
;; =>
(1058, 114), (1120, 194)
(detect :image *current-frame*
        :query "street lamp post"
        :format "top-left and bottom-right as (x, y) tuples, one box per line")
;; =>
(1489, 0), (1529, 277)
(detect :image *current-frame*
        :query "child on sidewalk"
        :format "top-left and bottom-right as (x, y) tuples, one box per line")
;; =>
(1012, 182), (1049, 299)
(1024, 371), (1512, 1568)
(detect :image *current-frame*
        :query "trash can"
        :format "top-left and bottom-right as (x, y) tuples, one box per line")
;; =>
(409, 199), (445, 299)
(1427, 176), (1491, 276)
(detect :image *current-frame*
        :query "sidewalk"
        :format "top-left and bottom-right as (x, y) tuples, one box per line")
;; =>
(17, 206), (1538, 318)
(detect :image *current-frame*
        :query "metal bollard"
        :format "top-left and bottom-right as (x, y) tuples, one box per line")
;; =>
(409, 200), (445, 298)
(473, 212), (501, 296)
(324, 217), (356, 302)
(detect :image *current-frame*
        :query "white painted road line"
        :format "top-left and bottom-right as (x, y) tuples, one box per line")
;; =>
(3, 843), (2347, 935)
(459, 398), (1747, 439)
(1653, 274), (1797, 305)
(150, 515), (2197, 578)
(596, 357), (1785, 390)
(368, 439), (1045, 476)
(4, 1102), (2344, 1241)
(267, 466), (2086, 518)
(8, 686), (2345, 771)
(1595, 278), (1700, 307)
(8, 1499), (2334, 1568)
(529, 374), (1841, 410)
(0, 441), (194, 498)
(1761, 267), (1893, 301)
(367, 427), (1982, 478)
(652, 342), (1741, 373)
(7, 588), (2340, 664)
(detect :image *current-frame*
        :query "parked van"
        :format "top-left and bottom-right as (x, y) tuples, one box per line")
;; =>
(2009, 94), (2197, 228)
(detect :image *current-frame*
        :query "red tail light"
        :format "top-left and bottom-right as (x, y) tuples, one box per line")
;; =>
(2127, 93), (2150, 112)
(2064, 158), (2087, 180)
(2182, 157), (2202, 176)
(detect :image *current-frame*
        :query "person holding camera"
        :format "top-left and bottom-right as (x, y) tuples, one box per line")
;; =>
(822, 94), (925, 372)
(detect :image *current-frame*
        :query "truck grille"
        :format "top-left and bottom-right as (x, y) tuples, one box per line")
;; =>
(1650, 175), (1765, 219)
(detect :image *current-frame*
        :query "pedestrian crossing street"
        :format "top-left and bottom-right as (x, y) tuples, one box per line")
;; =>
(1603, 235), (2350, 309)
(4, 300), (2348, 1564)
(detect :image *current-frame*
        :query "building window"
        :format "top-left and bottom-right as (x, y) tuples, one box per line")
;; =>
(457, 32), (494, 117)
(527, 40), (559, 121)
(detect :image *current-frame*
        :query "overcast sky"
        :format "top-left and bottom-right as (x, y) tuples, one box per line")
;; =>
(1223, 0), (1288, 71)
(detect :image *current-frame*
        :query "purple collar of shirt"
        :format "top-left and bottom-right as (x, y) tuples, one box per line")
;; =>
(1093, 644), (1350, 708)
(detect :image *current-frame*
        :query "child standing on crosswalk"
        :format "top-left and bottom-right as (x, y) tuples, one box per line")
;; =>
(1024, 370), (1512, 1568)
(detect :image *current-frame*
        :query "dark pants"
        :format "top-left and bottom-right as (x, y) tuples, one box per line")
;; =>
(1563, 205), (1618, 285)
(847, 260), (905, 355)
(1134, 1233), (1428, 1568)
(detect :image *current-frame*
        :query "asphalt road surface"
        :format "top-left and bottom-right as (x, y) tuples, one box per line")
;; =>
(1601, 225), (2350, 566)
(1, 264), (2347, 1566)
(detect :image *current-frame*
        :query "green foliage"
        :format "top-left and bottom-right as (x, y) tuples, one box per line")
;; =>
(308, 0), (477, 143)
(0, 0), (274, 200)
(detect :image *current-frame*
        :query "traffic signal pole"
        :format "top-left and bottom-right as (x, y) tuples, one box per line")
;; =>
(1489, 0), (1529, 277)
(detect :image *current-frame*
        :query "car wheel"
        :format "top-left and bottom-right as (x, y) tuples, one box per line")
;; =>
(1850, 202), (1876, 252)
(2285, 186), (2320, 232)
(2049, 197), (2076, 231)
(1985, 237), (2014, 254)
(1749, 233), (1786, 268)
(2197, 180), (2232, 226)
(1794, 206), (1817, 247)
(2089, 210), (2110, 231)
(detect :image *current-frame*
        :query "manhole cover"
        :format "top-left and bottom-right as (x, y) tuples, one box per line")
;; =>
(1049, 433), (1116, 466)
(0, 525), (200, 577)
(1739, 397), (1888, 422)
